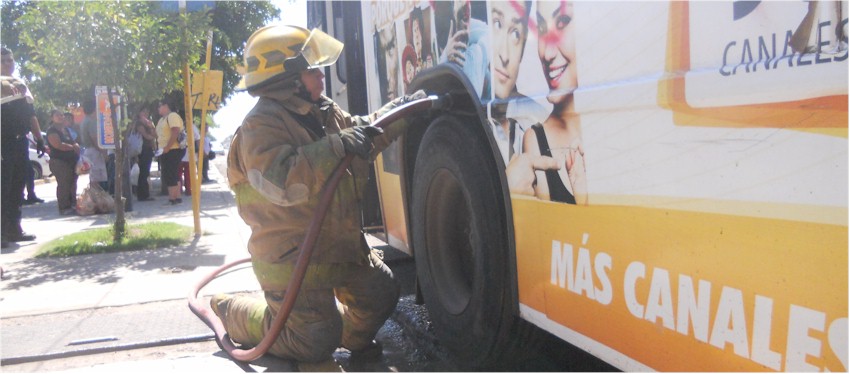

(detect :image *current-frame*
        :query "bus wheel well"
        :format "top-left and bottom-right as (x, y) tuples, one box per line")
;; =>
(403, 65), (488, 220)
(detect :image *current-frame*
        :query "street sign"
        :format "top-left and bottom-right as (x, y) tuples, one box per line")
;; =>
(95, 86), (122, 150)
(157, 1), (214, 13)
(191, 70), (223, 111)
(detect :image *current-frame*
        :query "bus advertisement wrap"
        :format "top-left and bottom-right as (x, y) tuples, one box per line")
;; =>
(351, 0), (847, 370)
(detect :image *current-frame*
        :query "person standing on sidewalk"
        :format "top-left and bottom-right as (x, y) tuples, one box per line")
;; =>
(215, 25), (423, 365)
(79, 98), (109, 191)
(1, 47), (46, 247)
(22, 132), (45, 205)
(201, 133), (214, 184)
(134, 106), (157, 201)
(46, 109), (80, 215)
(155, 98), (186, 205)
(178, 125), (199, 196)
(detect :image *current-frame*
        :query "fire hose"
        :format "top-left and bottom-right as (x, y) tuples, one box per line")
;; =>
(187, 94), (450, 362)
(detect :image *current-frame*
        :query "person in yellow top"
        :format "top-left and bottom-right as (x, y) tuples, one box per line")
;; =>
(155, 99), (186, 205)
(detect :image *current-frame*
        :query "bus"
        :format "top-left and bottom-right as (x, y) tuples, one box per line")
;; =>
(307, 1), (848, 371)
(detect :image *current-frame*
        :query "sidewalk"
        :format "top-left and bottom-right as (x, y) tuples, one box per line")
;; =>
(2, 162), (259, 317)
(0, 161), (276, 371)
(1, 160), (409, 373)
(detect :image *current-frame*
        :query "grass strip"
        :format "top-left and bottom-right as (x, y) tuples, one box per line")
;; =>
(36, 221), (192, 258)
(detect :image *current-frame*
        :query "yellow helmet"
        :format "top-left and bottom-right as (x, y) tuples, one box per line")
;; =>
(237, 24), (344, 91)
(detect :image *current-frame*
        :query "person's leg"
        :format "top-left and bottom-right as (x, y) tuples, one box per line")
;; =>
(159, 158), (168, 196)
(5, 140), (32, 239)
(23, 152), (39, 202)
(50, 158), (74, 212)
(1, 159), (11, 238)
(85, 148), (109, 192)
(69, 167), (79, 211)
(137, 147), (153, 200)
(212, 288), (342, 363)
(121, 153), (133, 212)
(202, 153), (211, 182)
(164, 149), (185, 202)
(1, 149), (18, 239)
(179, 161), (191, 196)
(333, 248), (400, 351)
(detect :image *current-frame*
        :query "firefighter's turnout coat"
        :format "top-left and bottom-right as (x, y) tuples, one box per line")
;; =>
(223, 78), (403, 361)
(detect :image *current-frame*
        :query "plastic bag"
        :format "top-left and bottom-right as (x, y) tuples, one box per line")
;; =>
(75, 155), (92, 175)
(76, 183), (115, 216)
(126, 130), (143, 158)
(130, 163), (140, 186)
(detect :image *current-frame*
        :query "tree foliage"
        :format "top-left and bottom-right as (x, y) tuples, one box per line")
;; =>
(16, 1), (211, 106)
(2, 0), (278, 242)
(2, 0), (279, 110)
(209, 1), (279, 100)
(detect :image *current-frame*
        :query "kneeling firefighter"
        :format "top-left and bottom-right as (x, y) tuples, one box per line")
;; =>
(217, 24), (425, 363)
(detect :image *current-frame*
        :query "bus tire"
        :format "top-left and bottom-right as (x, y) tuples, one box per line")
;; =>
(411, 116), (516, 369)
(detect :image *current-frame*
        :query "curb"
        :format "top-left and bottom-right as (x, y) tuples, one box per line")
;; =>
(34, 176), (55, 186)
(0, 334), (215, 366)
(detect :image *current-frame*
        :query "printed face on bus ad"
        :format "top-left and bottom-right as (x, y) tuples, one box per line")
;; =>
(378, 25), (399, 101)
(491, 0), (530, 100)
(402, 45), (418, 88)
(454, 0), (471, 39)
(537, 0), (577, 103)
(407, 7), (434, 71)
(412, 15), (423, 60)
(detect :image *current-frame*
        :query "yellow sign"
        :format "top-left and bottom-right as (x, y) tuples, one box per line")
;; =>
(191, 70), (223, 111)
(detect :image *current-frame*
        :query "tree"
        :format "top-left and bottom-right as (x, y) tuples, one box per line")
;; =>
(2, 1), (279, 109)
(5, 1), (278, 242)
(208, 1), (279, 101)
(16, 1), (212, 242)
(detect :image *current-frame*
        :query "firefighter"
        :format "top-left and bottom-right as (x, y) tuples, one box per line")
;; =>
(216, 25), (424, 364)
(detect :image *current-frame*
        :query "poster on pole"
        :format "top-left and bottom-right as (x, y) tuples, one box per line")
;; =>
(191, 70), (223, 111)
(95, 86), (123, 149)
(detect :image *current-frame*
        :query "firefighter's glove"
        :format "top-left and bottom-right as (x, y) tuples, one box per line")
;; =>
(400, 89), (428, 104)
(374, 90), (429, 119)
(340, 126), (384, 160)
(36, 139), (46, 157)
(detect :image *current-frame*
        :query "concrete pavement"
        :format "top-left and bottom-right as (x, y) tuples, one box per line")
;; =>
(0, 160), (298, 372)
(2, 163), (260, 317)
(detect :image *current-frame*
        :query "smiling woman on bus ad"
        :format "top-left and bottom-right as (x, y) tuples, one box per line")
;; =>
(521, 0), (587, 205)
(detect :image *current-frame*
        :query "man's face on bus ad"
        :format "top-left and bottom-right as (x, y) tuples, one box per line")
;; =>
(491, 0), (529, 99)
(379, 27), (399, 101)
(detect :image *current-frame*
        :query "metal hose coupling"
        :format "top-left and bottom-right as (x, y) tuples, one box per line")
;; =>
(428, 94), (452, 111)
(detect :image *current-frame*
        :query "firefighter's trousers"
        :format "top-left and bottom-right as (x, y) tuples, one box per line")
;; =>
(214, 249), (400, 362)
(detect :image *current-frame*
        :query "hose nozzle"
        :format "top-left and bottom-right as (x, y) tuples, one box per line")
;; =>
(428, 94), (453, 111)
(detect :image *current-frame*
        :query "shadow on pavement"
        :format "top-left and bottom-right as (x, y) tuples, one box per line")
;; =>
(1, 241), (228, 290)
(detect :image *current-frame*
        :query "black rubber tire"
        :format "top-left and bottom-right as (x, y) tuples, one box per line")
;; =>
(411, 116), (516, 370)
(30, 161), (43, 180)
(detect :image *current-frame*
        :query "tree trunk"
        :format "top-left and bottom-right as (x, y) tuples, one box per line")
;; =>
(106, 86), (126, 243)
